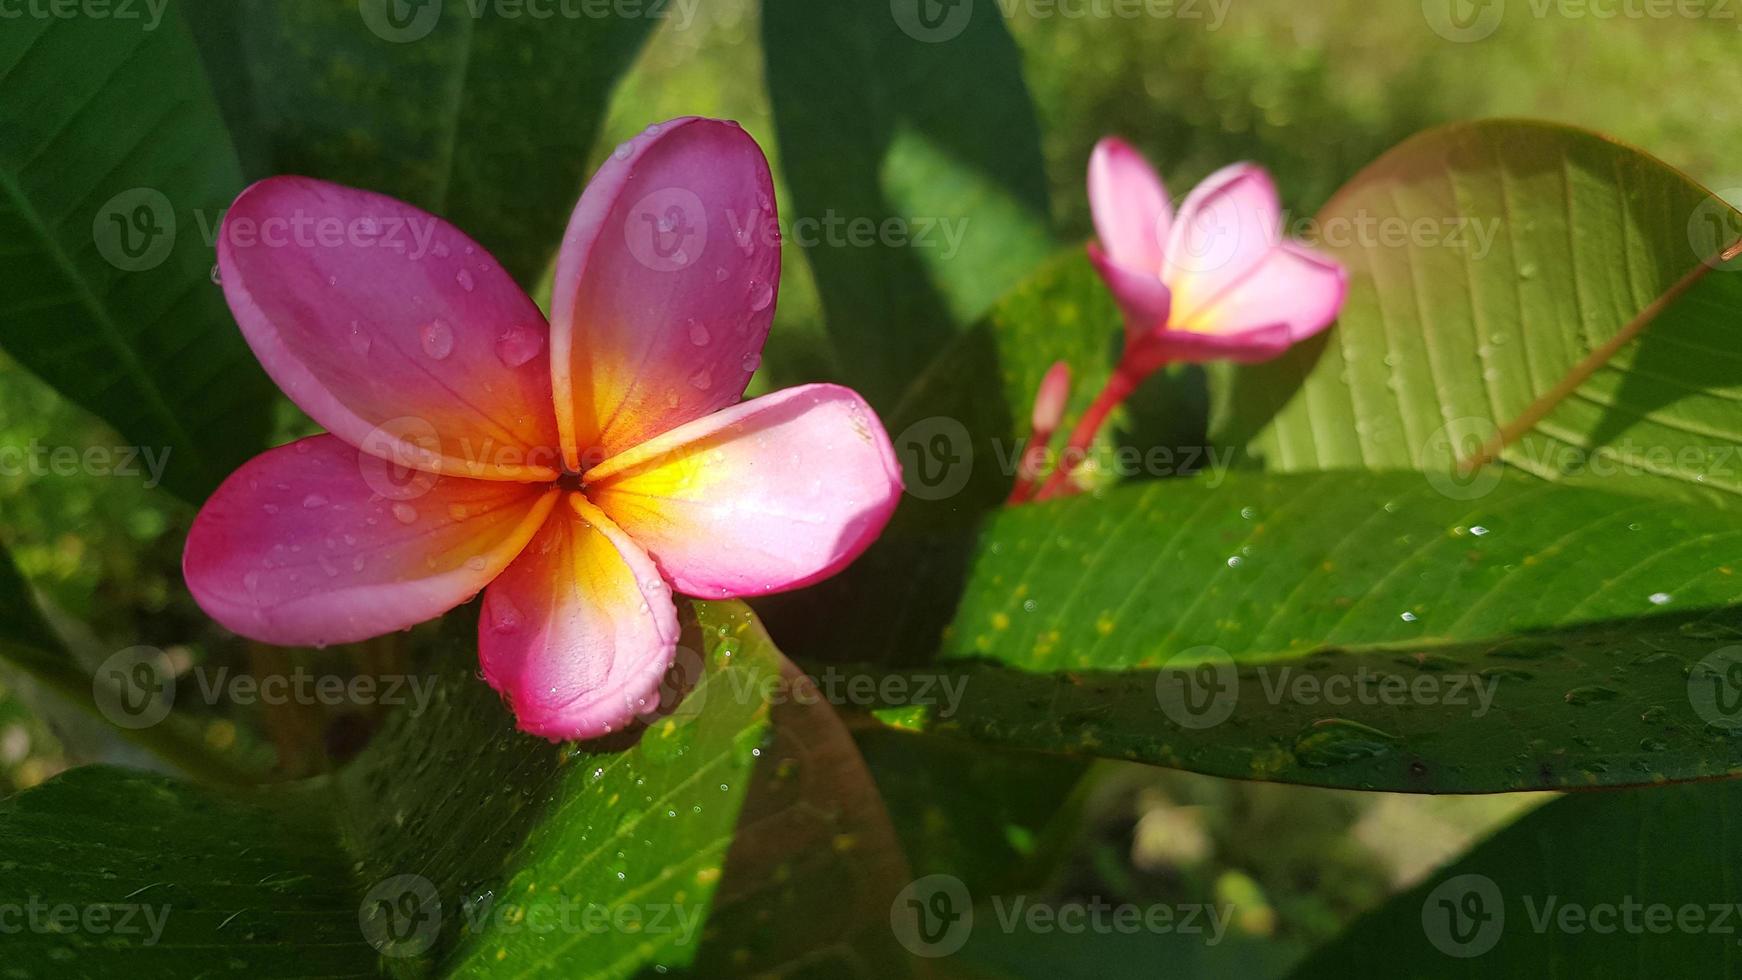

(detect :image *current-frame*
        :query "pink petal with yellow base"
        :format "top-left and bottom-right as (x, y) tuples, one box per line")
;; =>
(218, 178), (562, 481)
(478, 494), (680, 740)
(550, 118), (782, 470)
(184, 435), (558, 647)
(585, 384), (903, 599)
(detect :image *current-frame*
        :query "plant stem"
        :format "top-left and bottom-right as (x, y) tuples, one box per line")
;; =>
(1035, 366), (1143, 501)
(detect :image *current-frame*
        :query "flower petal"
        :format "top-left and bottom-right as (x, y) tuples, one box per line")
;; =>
(1162, 163), (1284, 327)
(550, 117), (781, 471)
(478, 494), (679, 740)
(1088, 136), (1171, 274)
(218, 177), (561, 481)
(183, 435), (558, 647)
(1127, 322), (1297, 372)
(1088, 241), (1172, 339)
(585, 384), (903, 598)
(1187, 242), (1348, 341)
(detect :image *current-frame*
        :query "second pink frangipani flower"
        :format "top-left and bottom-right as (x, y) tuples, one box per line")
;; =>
(1028, 139), (1348, 502)
(183, 117), (904, 741)
(1085, 136), (1347, 373)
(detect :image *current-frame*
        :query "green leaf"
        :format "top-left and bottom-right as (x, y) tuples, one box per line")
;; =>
(0, 601), (915, 977)
(0, 768), (378, 977)
(192, 0), (656, 284)
(819, 470), (1742, 792)
(1291, 779), (1742, 975)
(0, 11), (274, 502)
(854, 726), (1092, 895)
(1212, 120), (1742, 507)
(762, 0), (1054, 405)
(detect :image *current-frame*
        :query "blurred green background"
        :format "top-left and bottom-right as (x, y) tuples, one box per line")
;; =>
(3, 0), (1736, 967)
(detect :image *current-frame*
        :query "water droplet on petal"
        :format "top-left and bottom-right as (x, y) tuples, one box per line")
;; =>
(347, 320), (372, 355)
(465, 556), (487, 571)
(494, 325), (544, 368)
(302, 494), (329, 510)
(456, 268), (475, 293)
(687, 320), (710, 346)
(714, 266), (729, 282)
(688, 367), (713, 391)
(392, 503), (419, 525)
(740, 352), (761, 374)
(613, 141), (634, 161)
(748, 278), (773, 311)
(421, 319), (454, 360)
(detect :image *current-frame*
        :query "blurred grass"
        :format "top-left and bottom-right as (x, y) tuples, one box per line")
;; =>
(0, 0), (1733, 956)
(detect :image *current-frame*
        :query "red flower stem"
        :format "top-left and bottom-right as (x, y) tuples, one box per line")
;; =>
(1034, 366), (1143, 501)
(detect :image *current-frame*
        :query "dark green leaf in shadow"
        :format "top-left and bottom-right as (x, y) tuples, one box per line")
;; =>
(0, 11), (274, 502)
(762, 0), (1053, 406)
(190, 0), (656, 285)
(1292, 778), (1742, 976)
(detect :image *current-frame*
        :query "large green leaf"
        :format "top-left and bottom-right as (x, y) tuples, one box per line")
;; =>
(190, 0), (655, 284)
(0, 602), (914, 977)
(762, 0), (1054, 406)
(1292, 779), (1742, 975)
(821, 470), (1742, 791)
(0, 767), (377, 977)
(0, 11), (274, 502)
(1213, 120), (1742, 507)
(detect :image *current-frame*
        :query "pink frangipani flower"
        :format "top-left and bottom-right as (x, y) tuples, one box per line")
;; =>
(1085, 136), (1347, 374)
(1024, 138), (1348, 503)
(183, 117), (904, 740)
